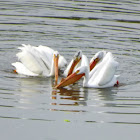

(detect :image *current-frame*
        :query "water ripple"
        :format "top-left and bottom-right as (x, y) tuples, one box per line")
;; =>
(0, 0), (140, 138)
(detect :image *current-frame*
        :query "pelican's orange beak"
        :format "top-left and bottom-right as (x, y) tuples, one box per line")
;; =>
(55, 70), (84, 88)
(67, 57), (81, 77)
(54, 53), (59, 84)
(90, 57), (100, 71)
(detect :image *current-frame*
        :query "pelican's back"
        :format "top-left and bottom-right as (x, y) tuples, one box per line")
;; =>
(88, 52), (119, 87)
(16, 44), (50, 75)
(97, 58), (119, 86)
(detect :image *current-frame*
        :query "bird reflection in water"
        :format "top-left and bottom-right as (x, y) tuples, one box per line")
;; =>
(50, 84), (89, 112)
(89, 87), (118, 108)
(98, 88), (118, 101)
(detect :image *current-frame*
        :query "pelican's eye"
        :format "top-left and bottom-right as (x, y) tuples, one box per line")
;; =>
(75, 56), (81, 61)
(95, 58), (99, 62)
(76, 70), (80, 74)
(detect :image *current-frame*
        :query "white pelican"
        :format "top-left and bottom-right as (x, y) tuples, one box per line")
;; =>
(62, 50), (83, 77)
(12, 44), (67, 83)
(62, 50), (107, 78)
(89, 50), (106, 71)
(62, 50), (96, 77)
(55, 52), (119, 88)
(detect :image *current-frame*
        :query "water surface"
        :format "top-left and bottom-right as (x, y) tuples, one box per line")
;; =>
(0, 0), (140, 140)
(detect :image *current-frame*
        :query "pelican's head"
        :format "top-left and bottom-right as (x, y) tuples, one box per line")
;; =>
(53, 51), (59, 84)
(55, 66), (86, 88)
(67, 50), (82, 76)
(74, 50), (82, 60)
(90, 51), (106, 71)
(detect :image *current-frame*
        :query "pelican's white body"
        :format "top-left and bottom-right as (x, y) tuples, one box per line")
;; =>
(12, 44), (67, 77)
(76, 52), (119, 88)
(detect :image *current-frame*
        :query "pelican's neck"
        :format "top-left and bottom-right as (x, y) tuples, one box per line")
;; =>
(83, 66), (89, 87)
(49, 57), (55, 76)
(63, 59), (74, 77)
